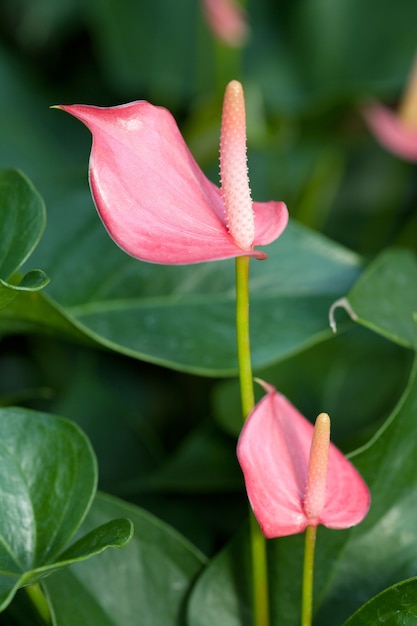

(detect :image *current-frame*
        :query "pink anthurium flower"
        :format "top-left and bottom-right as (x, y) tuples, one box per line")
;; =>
(57, 81), (288, 265)
(237, 382), (370, 538)
(362, 54), (417, 161)
(363, 102), (417, 162)
(201, 0), (249, 47)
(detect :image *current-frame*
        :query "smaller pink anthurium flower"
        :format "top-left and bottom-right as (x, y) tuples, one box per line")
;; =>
(201, 0), (249, 47)
(56, 81), (287, 265)
(237, 382), (370, 538)
(363, 54), (417, 161)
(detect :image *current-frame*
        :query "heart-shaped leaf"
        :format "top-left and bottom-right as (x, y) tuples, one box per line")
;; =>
(342, 577), (417, 625)
(0, 169), (49, 310)
(8, 209), (362, 374)
(0, 407), (110, 611)
(187, 334), (417, 624)
(43, 492), (206, 626)
(331, 248), (417, 349)
(0, 169), (46, 280)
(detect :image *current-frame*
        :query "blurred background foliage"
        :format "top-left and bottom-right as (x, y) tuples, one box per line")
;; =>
(0, 0), (415, 554)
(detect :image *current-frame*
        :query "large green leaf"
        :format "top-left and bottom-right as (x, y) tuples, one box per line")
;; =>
(5, 209), (361, 375)
(43, 492), (207, 626)
(0, 169), (45, 280)
(187, 337), (417, 624)
(0, 169), (49, 310)
(331, 248), (417, 349)
(0, 408), (132, 611)
(343, 577), (417, 625)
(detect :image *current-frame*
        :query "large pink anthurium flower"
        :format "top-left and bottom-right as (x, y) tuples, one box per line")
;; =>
(237, 382), (370, 538)
(57, 81), (288, 265)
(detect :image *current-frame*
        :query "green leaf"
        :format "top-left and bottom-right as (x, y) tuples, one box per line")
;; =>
(0, 407), (97, 610)
(343, 577), (417, 625)
(7, 217), (362, 375)
(0, 289), (94, 343)
(43, 492), (207, 626)
(187, 338), (417, 625)
(332, 248), (417, 349)
(0, 169), (46, 280)
(187, 527), (252, 626)
(53, 518), (133, 564)
(0, 169), (49, 311)
(4, 270), (49, 291)
(0, 270), (50, 312)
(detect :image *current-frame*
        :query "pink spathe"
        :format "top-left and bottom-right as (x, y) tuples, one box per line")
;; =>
(201, 0), (249, 47)
(237, 384), (371, 538)
(58, 92), (287, 265)
(363, 102), (417, 162)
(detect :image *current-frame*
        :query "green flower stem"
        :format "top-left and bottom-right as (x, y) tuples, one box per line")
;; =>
(249, 512), (270, 626)
(235, 255), (255, 416)
(301, 525), (318, 626)
(26, 583), (51, 624)
(235, 254), (270, 626)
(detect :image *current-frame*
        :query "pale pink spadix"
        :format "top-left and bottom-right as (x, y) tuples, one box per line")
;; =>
(303, 413), (330, 524)
(237, 383), (370, 538)
(220, 80), (255, 251)
(55, 82), (288, 265)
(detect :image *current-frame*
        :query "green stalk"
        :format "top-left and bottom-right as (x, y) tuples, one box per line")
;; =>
(235, 254), (270, 626)
(301, 525), (317, 626)
(235, 255), (255, 415)
(25, 583), (51, 625)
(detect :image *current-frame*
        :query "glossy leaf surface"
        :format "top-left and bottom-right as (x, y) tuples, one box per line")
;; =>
(334, 248), (417, 349)
(0, 407), (98, 610)
(10, 215), (361, 375)
(0, 169), (49, 310)
(0, 169), (45, 279)
(343, 577), (417, 625)
(0, 270), (50, 311)
(43, 492), (207, 626)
